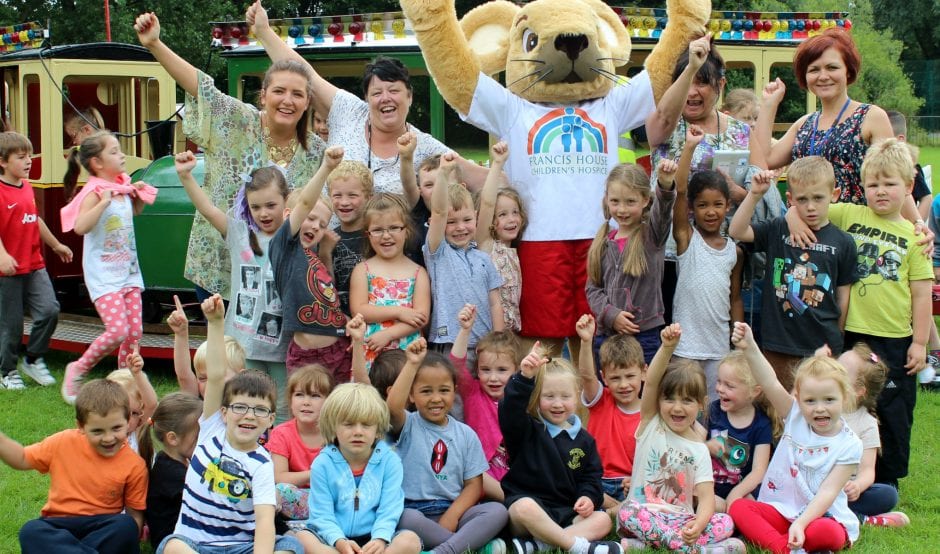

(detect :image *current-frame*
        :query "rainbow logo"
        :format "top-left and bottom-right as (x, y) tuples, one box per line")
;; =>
(527, 107), (608, 155)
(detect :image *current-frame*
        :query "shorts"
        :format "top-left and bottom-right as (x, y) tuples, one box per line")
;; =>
(518, 240), (591, 338)
(156, 533), (303, 554)
(287, 336), (351, 383)
(602, 477), (627, 502)
(505, 495), (577, 528)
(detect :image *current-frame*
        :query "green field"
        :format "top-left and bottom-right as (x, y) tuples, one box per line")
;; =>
(0, 352), (939, 553)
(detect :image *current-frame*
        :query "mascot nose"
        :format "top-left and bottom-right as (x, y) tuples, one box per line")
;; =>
(554, 34), (588, 61)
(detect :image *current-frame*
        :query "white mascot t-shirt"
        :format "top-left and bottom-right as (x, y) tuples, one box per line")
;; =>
(464, 71), (656, 241)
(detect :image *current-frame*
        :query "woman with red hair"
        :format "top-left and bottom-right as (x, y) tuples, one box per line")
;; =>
(754, 28), (893, 204)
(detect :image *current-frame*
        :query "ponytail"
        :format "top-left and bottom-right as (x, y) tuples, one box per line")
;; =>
(63, 147), (82, 201)
(248, 229), (263, 257)
(138, 416), (156, 469)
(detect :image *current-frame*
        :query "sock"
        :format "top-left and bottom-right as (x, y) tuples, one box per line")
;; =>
(568, 536), (590, 554)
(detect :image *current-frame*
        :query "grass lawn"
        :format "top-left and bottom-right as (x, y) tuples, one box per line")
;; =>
(1, 352), (939, 552)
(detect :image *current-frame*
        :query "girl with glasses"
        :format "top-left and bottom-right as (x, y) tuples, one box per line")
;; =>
(350, 193), (431, 370)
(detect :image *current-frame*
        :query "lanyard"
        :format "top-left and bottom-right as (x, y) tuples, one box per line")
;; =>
(808, 97), (851, 156)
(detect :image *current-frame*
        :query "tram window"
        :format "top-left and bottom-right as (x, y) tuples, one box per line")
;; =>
(726, 66), (755, 92)
(25, 74), (41, 155)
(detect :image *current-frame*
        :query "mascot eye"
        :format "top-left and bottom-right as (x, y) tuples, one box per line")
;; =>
(522, 29), (538, 53)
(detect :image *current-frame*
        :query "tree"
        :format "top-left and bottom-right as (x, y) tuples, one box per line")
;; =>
(870, 0), (940, 60)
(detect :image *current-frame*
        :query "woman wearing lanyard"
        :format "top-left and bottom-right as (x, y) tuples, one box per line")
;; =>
(754, 28), (893, 205)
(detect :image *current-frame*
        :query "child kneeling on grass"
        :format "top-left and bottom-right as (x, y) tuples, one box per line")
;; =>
(0, 379), (148, 554)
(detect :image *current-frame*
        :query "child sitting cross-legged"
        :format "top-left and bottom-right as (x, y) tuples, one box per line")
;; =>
(616, 324), (743, 553)
(293, 382), (421, 554)
(0, 379), (148, 553)
(156, 294), (302, 554)
(501, 341), (620, 554)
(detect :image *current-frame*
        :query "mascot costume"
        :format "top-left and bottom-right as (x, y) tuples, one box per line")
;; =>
(398, 0), (711, 351)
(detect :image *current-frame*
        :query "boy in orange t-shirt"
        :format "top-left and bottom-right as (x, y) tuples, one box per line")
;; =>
(0, 379), (148, 553)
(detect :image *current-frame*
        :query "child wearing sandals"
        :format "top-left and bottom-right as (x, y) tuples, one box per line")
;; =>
(501, 342), (620, 554)
(616, 324), (743, 553)
(294, 382), (421, 554)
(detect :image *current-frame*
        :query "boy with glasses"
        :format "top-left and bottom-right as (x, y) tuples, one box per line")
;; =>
(157, 294), (302, 554)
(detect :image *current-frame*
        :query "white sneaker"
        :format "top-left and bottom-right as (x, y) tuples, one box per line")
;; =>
(919, 364), (937, 385)
(1, 371), (26, 390)
(20, 358), (56, 386)
(61, 362), (85, 405)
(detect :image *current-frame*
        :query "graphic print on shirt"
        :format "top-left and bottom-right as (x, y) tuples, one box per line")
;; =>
(200, 452), (252, 503)
(710, 430), (749, 486)
(100, 214), (139, 276)
(526, 107), (608, 177)
(641, 446), (696, 507)
(567, 447), (586, 470)
(431, 439), (448, 476)
(771, 250), (834, 316)
(298, 249), (345, 328)
(845, 222), (911, 291)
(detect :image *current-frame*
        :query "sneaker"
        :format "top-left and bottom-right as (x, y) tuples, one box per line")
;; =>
(20, 358), (56, 386)
(61, 362), (84, 405)
(620, 538), (645, 551)
(585, 540), (622, 554)
(481, 538), (507, 554)
(0, 371), (26, 390)
(918, 364), (936, 385)
(512, 538), (539, 554)
(701, 537), (746, 553)
(865, 511), (910, 527)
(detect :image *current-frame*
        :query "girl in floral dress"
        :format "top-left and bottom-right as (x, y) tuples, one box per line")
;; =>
(350, 194), (431, 369)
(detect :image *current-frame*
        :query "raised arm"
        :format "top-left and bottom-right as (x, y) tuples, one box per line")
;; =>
(201, 294), (226, 417)
(672, 125), (703, 254)
(754, 79), (805, 171)
(645, 35), (709, 147)
(475, 141), (510, 252)
(398, 132), (419, 208)
(387, 338), (427, 434)
(175, 151), (227, 236)
(346, 314), (369, 384)
(641, 324), (681, 423)
(575, 314), (601, 401)
(126, 344), (158, 431)
(728, 169), (775, 243)
(167, 295), (198, 396)
(451, 304), (477, 361)
(427, 152), (457, 253)
(290, 146), (343, 235)
(246, 0), (337, 117)
(731, 322), (793, 416)
(134, 13), (200, 97)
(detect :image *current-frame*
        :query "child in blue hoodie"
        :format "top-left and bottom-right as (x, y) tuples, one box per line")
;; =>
(297, 383), (421, 554)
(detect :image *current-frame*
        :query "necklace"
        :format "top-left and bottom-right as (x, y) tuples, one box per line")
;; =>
(683, 109), (722, 146)
(809, 97), (851, 156)
(263, 125), (297, 167)
(367, 121), (408, 174)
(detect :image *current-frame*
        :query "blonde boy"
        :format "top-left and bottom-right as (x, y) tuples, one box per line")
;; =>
(827, 138), (933, 488)
(729, 156), (857, 391)
(576, 314), (645, 510)
(424, 153), (502, 356)
(323, 161), (374, 315)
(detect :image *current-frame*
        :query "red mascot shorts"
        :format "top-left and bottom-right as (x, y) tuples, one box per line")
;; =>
(518, 239), (592, 338)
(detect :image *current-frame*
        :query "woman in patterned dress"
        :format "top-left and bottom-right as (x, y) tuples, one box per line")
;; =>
(135, 12), (325, 300)
(753, 28), (893, 205)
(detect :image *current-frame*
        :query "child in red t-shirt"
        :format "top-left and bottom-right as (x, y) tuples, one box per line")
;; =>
(576, 314), (646, 514)
(0, 131), (72, 390)
(0, 379), (148, 551)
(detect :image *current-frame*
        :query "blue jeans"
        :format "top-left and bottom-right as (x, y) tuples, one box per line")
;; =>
(157, 533), (303, 553)
(849, 483), (899, 519)
(404, 498), (453, 516)
(19, 513), (138, 554)
(602, 477), (627, 502)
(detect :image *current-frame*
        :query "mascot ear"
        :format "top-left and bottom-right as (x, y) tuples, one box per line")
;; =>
(579, 0), (631, 68)
(460, 0), (518, 75)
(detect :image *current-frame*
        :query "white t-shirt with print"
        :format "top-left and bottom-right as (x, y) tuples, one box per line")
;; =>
(464, 72), (656, 241)
(758, 402), (863, 543)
